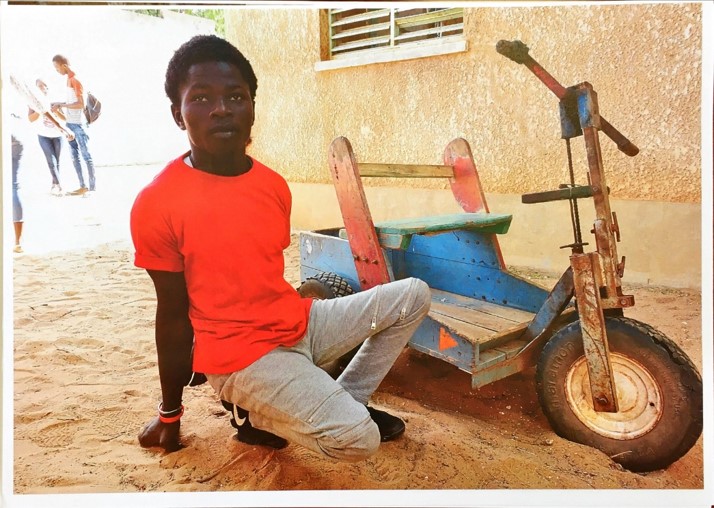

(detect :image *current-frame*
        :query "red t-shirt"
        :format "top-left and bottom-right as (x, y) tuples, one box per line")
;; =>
(64, 70), (84, 124)
(67, 73), (83, 99)
(130, 154), (313, 374)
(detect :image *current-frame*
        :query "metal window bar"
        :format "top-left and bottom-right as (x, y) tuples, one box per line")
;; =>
(331, 21), (391, 41)
(394, 23), (464, 43)
(394, 8), (463, 46)
(394, 8), (463, 29)
(330, 9), (390, 27)
(330, 9), (392, 56)
(331, 35), (392, 54)
(329, 7), (463, 58)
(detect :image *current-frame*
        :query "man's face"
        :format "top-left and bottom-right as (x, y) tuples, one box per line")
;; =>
(53, 62), (67, 76)
(172, 61), (254, 159)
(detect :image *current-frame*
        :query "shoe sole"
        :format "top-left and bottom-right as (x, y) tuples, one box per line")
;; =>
(380, 424), (405, 442)
(235, 431), (288, 449)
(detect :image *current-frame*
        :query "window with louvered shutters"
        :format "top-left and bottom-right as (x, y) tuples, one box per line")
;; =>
(329, 7), (464, 60)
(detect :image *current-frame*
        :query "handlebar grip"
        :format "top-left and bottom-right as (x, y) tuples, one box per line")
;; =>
(497, 39), (639, 157)
(615, 139), (639, 157)
(522, 185), (595, 204)
(600, 117), (639, 157)
(496, 40), (531, 64)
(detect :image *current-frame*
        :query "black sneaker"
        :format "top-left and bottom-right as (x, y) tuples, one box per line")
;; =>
(366, 405), (405, 442)
(221, 400), (288, 449)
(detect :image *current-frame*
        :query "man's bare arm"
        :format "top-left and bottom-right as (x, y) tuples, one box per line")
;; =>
(138, 269), (194, 452)
(52, 93), (84, 110)
(51, 82), (84, 111)
(29, 107), (75, 141)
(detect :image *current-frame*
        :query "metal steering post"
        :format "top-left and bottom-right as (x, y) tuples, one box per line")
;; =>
(498, 40), (640, 413)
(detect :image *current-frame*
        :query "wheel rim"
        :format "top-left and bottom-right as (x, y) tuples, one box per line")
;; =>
(565, 353), (663, 440)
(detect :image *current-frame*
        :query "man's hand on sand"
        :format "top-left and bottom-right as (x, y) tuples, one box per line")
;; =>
(138, 416), (183, 452)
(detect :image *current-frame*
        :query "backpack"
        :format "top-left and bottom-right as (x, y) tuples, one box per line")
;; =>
(84, 91), (101, 124)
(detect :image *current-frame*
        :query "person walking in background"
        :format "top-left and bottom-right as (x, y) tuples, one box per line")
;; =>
(51, 54), (96, 196)
(29, 78), (74, 195)
(11, 130), (25, 253)
(9, 77), (72, 253)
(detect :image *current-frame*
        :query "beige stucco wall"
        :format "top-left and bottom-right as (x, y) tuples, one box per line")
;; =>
(226, 3), (703, 287)
(228, 3), (701, 201)
(288, 182), (701, 288)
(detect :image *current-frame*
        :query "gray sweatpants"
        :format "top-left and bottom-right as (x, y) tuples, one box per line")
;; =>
(207, 277), (431, 462)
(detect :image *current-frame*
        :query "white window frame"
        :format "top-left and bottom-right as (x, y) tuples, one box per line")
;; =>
(315, 7), (467, 72)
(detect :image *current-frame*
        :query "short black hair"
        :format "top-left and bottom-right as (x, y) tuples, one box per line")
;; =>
(52, 54), (69, 65)
(164, 35), (258, 107)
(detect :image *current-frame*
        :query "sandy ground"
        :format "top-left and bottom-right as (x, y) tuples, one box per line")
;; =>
(8, 163), (707, 503)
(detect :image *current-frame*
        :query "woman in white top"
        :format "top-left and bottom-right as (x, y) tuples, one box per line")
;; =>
(28, 79), (70, 195)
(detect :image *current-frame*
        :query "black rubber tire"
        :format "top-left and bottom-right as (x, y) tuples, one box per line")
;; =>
(536, 316), (702, 472)
(297, 272), (354, 299)
(297, 273), (356, 377)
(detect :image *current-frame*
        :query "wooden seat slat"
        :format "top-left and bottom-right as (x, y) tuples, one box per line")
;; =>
(375, 212), (512, 235)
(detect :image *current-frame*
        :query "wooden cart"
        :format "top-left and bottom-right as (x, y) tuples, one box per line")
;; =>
(297, 41), (702, 472)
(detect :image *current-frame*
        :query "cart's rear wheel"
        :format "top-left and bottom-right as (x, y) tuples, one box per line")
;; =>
(536, 317), (702, 472)
(297, 272), (354, 300)
(297, 272), (355, 376)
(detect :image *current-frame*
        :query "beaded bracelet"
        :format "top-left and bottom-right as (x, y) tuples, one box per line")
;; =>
(158, 402), (184, 424)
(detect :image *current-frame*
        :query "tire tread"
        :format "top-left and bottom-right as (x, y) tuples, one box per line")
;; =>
(535, 316), (702, 472)
(306, 272), (354, 298)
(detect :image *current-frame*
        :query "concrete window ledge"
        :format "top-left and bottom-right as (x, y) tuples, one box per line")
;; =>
(315, 40), (468, 72)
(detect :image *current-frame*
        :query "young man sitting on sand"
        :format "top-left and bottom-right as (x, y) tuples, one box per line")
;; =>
(130, 35), (431, 461)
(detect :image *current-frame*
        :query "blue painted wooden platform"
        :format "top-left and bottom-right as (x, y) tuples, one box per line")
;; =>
(414, 288), (534, 373)
(299, 229), (554, 386)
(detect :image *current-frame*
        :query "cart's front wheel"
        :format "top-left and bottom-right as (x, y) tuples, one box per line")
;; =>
(536, 317), (702, 472)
